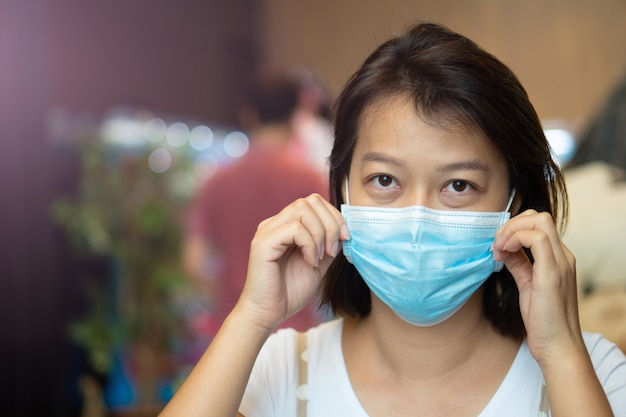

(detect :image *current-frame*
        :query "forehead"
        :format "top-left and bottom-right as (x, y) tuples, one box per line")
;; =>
(353, 95), (507, 172)
(358, 94), (473, 138)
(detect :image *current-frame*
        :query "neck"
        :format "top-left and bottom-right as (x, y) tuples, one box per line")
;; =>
(250, 123), (293, 147)
(344, 291), (519, 381)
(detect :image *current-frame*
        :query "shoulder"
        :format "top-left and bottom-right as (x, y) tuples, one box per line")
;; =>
(263, 319), (342, 357)
(256, 319), (343, 379)
(239, 320), (343, 416)
(257, 319), (342, 364)
(583, 332), (626, 412)
(582, 331), (626, 372)
(190, 163), (238, 205)
(306, 318), (343, 340)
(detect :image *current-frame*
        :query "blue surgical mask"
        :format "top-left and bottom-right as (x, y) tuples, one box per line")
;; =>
(341, 179), (515, 326)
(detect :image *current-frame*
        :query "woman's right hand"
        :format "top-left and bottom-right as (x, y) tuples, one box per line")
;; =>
(160, 193), (347, 417)
(235, 193), (350, 331)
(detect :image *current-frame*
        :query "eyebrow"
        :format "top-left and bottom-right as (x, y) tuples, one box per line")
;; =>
(437, 160), (490, 173)
(361, 153), (490, 173)
(361, 152), (404, 167)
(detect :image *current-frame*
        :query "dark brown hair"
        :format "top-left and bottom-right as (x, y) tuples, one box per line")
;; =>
(320, 22), (568, 340)
(243, 71), (300, 125)
(566, 72), (626, 178)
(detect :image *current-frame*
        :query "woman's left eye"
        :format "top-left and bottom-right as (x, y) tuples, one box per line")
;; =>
(376, 175), (395, 187)
(445, 180), (472, 193)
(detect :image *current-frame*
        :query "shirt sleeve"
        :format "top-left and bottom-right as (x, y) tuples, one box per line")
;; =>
(239, 328), (299, 417)
(585, 332), (626, 414)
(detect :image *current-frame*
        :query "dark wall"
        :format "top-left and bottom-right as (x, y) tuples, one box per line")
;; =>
(0, 1), (259, 415)
(45, 0), (259, 124)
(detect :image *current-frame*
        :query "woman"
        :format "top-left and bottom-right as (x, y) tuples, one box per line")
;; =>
(160, 22), (626, 416)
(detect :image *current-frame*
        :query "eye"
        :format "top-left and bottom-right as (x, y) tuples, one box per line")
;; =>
(376, 175), (395, 187)
(444, 180), (473, 193)
(364, 174), (400, 201)
(366, 174), (398, 191)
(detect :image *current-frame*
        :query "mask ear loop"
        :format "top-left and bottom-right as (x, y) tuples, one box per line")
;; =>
(343, 177), (354, 233)
(505, 189), (516, 212)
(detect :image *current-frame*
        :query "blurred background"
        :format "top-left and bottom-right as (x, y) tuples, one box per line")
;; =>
(1, 0), (626, 416)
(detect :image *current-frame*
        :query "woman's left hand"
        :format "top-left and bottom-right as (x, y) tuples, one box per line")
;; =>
(492, 209), (585, 366)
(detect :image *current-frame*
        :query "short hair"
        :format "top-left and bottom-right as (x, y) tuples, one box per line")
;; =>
(566, 72), (626, 176)
(245, 72), (300, 125)
(320, 22), (568, 340)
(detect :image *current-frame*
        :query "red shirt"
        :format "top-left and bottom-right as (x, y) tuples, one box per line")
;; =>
(185, 144), (329, 331)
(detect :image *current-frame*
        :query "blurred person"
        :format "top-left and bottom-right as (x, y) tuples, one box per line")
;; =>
(562, 71), (626, 295)
(561, 164), (626, 295)
(567, 71), (626, 171)
(562, 71), (626, 353)
(162, 22), (626, 417)
(182, 70), (329, 335)
(288, 66), (335, 177)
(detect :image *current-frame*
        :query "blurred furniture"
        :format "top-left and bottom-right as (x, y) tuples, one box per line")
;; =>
(579, 291), (626, 354)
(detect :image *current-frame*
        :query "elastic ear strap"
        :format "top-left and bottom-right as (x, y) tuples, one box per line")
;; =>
(345, 177), (350, 206)
(506, 189), (516, 212)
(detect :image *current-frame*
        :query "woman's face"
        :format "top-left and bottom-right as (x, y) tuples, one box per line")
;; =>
(347, 95), (511, 212)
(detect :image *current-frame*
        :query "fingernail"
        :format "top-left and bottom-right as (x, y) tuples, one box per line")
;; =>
(331, 240), (340, 257)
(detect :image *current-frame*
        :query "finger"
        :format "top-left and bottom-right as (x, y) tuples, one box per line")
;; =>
(253, 219), (320, 268)
(305, 194), (349, 258)
(497, 229), (558, 287)
(290, 196), (329, 260)
(500, 248), (533, 291)
(261, 194), (349, 261)
(258, 195), (325, 260)
(299, 193), (349, 240)
(495, 210), (563, 258)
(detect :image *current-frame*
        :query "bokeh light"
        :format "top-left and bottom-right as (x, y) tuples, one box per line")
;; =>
(222, 131), (249, 158)
(144, 117), (168, 143)
(545, 128), (576, 166)
(189, 125), (214, 151)
(166, 122), (190, 148)
(101, 116), (146, 148)
(148, 147), (172, 173)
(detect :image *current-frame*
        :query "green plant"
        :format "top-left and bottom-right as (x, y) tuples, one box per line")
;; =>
(52, 136), (193, 401)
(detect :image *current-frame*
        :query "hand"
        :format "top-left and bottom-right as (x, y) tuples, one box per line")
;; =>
(236, 193), (350, 331)
(492, 209), (584, 365)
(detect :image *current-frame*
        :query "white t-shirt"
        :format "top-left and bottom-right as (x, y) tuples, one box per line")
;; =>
(239, 319), (626, 417)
